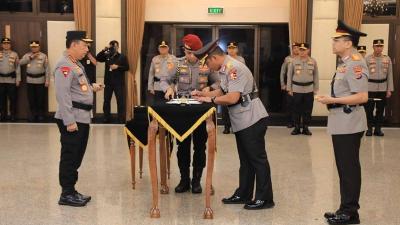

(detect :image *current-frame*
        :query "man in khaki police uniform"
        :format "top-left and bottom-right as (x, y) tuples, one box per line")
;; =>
(287, 43), (319, 135)
(192, 40), (274, 210)
(0, 38), (21, 122)
(280, 42), (300, 128)
(54, 31), (104, 207)
(20, 41), (50, 122)
(166, 34), (219, 194)
(147, 40), (176, 105)
(364, 39), (394, 136)
(317, 20), (368, 225)
(222, 41), (246, 134)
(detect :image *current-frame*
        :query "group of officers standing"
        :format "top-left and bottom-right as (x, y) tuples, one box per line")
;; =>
(280, 37), (393, 137)
(0, 38), (50, 122)
(0, 36), (129, 123)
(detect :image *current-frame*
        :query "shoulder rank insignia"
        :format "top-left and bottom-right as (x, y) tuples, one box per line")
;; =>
(351, 54), (361, 61)
(229, 68), (237, 80)
(353, 65), (363, 79)
(60, 66), (71, 77)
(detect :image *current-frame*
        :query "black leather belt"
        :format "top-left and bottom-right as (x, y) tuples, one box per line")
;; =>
(368, 78), (387, 83)
(292, 81), (314, 86)
(72, 101), (93, 111)
(0, 71), (16, 78)
(228, 92), (259, 108)
(327, 103), (360, 110)
(27, 73), (45, 78)
(153, 77), (160, 82)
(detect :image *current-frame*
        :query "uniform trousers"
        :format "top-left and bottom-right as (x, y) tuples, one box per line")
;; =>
(364, 91), (386, 128)
(332, 131), (364, 216)
(292, 92), (314, 126)
(0, 83), (17, 119)
(27, 83), (46, 118)
(233, 117), (273, 201)
(56, 119), (90, 195)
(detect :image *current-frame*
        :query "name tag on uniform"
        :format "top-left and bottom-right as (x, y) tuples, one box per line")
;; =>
(86, 59), (91, 65)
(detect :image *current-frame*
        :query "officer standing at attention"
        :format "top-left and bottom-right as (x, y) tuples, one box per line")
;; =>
(357, 46), (367, 58)
(167, 34), (219, 194)
(192, 40), (274, 210)
(147, 40), (176, 105)
(287, 43), (319, 135)
(54, 31), (104, 207)
(19, 41), (50, 122)
(96, 40), (129, 123)
(0, 38), (21, 122)
(280, 42), (300, 128)
(79, 36), (97, 84)
(316, 20), (368, 225)
(364, 39), (393, 136)
(222, 41), (246, 134)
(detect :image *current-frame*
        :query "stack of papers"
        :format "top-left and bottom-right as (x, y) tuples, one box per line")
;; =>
(166, 98), (202, 105)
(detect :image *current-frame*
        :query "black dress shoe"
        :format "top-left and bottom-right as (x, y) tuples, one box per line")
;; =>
(302, 127), (312, 135)
(244, 200), (275, 210)
(75, 191), (91, 203)
(324, 212), (337, 219)
(374, 129), (384, 136)
(221, 195), (249, 204)
(175, 179), (190, 193)
(287, 123), (294, 128)
(58, 194), (87, 207)
(365, 129), (372, 136)
(291, 127), (301, 135)
(327, 213), (360, 225)
(223, 126), (230, 134)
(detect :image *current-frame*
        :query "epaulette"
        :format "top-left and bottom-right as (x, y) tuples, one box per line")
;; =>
(351, 54), (361, 61)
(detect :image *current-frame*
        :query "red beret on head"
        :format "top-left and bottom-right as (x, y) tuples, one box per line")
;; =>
(182, 34), (203, 51)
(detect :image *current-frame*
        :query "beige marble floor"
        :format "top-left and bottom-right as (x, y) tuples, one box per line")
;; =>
(0, 123), (399, 225)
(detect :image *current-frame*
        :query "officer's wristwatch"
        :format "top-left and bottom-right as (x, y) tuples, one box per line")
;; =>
(211, 96), (216, 104)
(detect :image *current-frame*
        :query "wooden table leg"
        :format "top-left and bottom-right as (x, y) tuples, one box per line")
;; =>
(129, 139), (136, 190)
(139, 147), (144, 179)
(148, 119), (160, 218)
(166, 134), (171, 180)
(204, 115), (216, 219)
(159, 127), (169, 194)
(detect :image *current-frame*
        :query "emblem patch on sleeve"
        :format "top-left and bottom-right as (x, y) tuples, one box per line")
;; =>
(353, 66), (363, 79)
(60, 66), (71, 77)
(229, 68), (237, 80)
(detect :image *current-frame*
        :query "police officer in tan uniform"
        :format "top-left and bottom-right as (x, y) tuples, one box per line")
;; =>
(0, 38), (21, 122)
(147, 40), (176, 105)
(20, 41), (50, 122)
(168, 34), (219, 194)
(54, 31), (104, 207)
(280, 42), (300, 128)
(287, 43), (319, 135)
(222, 41), (246, 134)
(193, 40), (274, 210)
(364, 39), (394, 136)
(317, 20), (368, 225)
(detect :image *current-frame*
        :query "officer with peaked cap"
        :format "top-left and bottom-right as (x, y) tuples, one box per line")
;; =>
(364, 39), (393, 136)
(280, 42), (300, 128)
(222, 41), (246, 134)
(54, 30), (104, 207)
(20, 41), (50, 122)
(316, 20), (368, 224)
(0, 37), (21, 122)
(287, 42), (319, 135)
(192, 40), (274, 210)
(147, 40), (176, 105)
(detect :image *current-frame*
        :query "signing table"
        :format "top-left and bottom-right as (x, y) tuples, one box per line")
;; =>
(125, 103), (217, 219)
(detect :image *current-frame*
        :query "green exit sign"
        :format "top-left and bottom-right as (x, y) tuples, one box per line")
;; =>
(208, 7), (223, 14)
